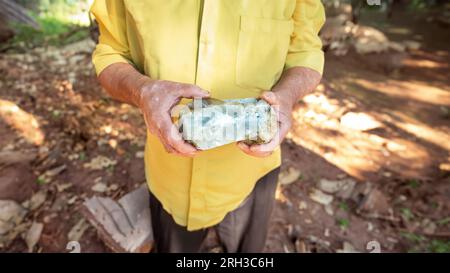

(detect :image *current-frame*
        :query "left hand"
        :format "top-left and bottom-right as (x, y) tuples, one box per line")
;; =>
(237, 91), (294, 157)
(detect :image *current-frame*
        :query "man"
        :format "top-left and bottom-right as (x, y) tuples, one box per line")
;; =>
(91, 0), (324, 253)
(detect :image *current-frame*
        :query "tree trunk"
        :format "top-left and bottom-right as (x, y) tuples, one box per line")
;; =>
(0, 0), (39, 42)
(0, 0), (38, 27)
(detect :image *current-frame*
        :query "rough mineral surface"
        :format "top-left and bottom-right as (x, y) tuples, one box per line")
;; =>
(178, 98), (278, 150)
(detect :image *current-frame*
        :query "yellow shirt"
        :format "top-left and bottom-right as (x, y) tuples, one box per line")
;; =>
(91, 0), (325, 231)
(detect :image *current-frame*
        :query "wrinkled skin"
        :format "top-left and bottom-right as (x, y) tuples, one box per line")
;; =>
(238, 67), (322, 157)
(98, 63), (321, 157)
(138, 80), (209, 156)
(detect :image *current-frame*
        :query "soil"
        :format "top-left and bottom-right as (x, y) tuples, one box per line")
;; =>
(0, 7), (448, 253)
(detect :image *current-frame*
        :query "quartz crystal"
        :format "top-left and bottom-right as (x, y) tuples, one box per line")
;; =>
(178, 98), (278, 150)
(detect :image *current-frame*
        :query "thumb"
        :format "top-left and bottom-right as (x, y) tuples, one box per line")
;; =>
(182, 86), (210, 98)
(260, 91), (279, 105)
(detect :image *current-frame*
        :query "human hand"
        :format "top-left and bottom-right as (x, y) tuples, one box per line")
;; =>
(139, 80), (209, 156)
(237, 91), (293, 157)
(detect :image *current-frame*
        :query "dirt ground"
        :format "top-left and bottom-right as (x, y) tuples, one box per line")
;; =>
(0, 8), (449, 253)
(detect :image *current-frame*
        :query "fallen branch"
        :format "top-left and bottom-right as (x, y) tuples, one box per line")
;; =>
(81, 184), (153, 253)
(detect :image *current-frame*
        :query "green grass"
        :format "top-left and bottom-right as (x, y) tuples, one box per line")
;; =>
(401, 232), (450, 253)
(408, 179), (421, 189)
(400, 208), (414, 221)
(428, 240), (450, 253)
(3, 1), (91, 51)
(337, 218), (350, 230)
(7, 18), (89, 50)
(437, 217), (450, 226)
(400, 232), (426, 243)
(78, 152), (86, 161)
(107, 165), (115, 173)
(36, 176), (48, 185)
(338, 202), (349, 211)
(430, 201), (439, 209)
(407, 0), (429, 10)
(52, 110), (61, 119)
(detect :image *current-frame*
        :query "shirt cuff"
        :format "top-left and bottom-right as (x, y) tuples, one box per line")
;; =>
(285, 50), (324, 75)
(92, 44), (132, 76)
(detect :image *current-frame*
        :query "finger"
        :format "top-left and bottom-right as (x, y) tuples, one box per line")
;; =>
(237, 142), (272, 157)
(261, 91), (282, 122)
(251, 119), (290, 153)
(237, 142), (251, 153)
(179, 85), (210, 99)
(159, 132), (193, 157)
(162, 142), (177, 154)
(151, 118), (185, 155)
(144, 115), (175, 154)
(249, 140), (278, 155)
(142, 113), (158, 135)
(247, 147), (272, 157)
(160, 116), (198, 156)
(155, 130), (178, 154)
(260, 91), (279, 105)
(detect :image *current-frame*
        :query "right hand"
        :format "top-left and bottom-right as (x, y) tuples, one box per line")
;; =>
(138, 80), (210, 157)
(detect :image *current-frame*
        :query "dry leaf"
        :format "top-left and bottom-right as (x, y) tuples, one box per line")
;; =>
(25, 222), (44, 252)
(68, 218), (89, 242)
(25, 190), (47, 211)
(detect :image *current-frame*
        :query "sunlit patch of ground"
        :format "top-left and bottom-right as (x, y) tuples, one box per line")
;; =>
(0, 99), (45, 145)
(1, 6), (449, 252)
(288, 51), (450, 181)
(403, 58), (449, 69)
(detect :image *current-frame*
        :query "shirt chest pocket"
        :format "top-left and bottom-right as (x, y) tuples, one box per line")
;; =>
(236, 16), (294, 91)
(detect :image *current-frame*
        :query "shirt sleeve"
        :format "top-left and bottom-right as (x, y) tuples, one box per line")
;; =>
(285, 0), (325, 75)
(90, 0), (132, 76)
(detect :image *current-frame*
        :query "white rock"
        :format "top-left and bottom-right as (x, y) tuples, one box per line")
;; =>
(135, 151), (145, 158)
(279, 167), (302, 185)
(0, 200), (27, 235)
(91, 182), (108, 193)
(318, 178), (356, 199)
(108, 184), (119, 191)
(84, 156), (117, 170)
(353, 26), (390, 54)
(309, 189), (334, 205)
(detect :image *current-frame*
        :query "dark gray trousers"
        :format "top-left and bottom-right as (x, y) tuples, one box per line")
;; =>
(149, 168), (280, 253)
